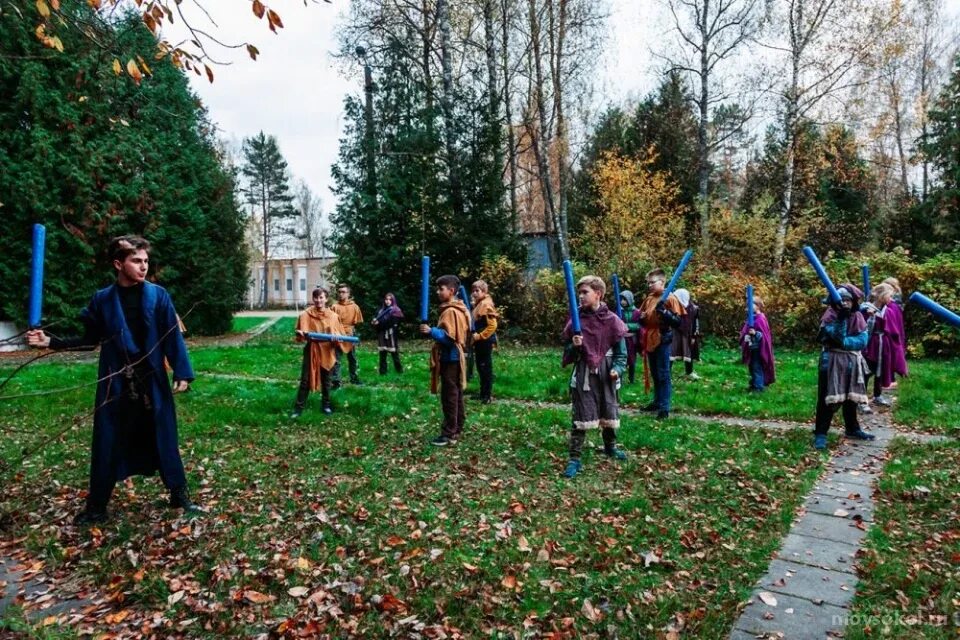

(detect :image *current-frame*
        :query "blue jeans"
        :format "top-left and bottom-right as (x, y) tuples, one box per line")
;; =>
(648, 342), (672, 412)
(748, 348), (765, 391)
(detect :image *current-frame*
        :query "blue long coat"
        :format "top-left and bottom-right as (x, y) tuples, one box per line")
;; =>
(81, 282), (194, 488)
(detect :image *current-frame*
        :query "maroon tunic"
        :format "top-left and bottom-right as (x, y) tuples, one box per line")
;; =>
(740, 312), (776, 385)
(864, 301), (908, 387)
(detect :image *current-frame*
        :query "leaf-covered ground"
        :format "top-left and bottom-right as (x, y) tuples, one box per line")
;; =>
(3, 322), (939, 638)
(845, 440), (960, 639)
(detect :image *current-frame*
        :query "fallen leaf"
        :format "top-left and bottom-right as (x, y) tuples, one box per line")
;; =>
(288, 587), (309, 597)
(243, 590), (276, 605)
(759, 592), (778, 607)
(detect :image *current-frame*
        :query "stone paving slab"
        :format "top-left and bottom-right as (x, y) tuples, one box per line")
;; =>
(792, 512), (869, 545)
(802, 492), (875, 522)
(811, 481), (870, 500)
(733, 591), (848, 639)
(775, 533), (859, 574)
(759, 558), (859, 607)
(822, 468), (878, 488)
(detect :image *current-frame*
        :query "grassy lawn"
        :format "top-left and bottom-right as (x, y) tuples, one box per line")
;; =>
(193, 322), (819, 423)
(0, 327), (833, 638)
(893, 358), (960, 436)
(846, 439), (960, 639)
(229, 315), (272, 334)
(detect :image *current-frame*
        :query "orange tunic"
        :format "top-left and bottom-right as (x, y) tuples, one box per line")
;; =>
(331, 301), (364, 335)
(429, 300), (471, 394)
(472, 295), (499, 342)
(295, 306), (346, 390)
(639, 293), (685, 353)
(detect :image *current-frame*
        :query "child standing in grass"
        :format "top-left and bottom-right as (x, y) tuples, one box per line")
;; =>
(639, 269), (684, 419)
(293, 287), (346, 418)
(739, 296), (775, 392)
(863, 283), (900, 408)
(620, 290), (640, 384)
(813, 284), (875, 450)
(373, 292), (404, 375)
(670, 288), (701, 379)
(420, 275), (471, 446)
(878, 277), (909, 390)
(470, 280), (499, 404)
(561, 276), (629, 479)
(331, 283), (364, 387)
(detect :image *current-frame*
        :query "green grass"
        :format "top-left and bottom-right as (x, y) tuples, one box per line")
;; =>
(0, 326), (938, 637)
(893, 358), (960, 436)
(229, 316), (271, 334)
(846, 439), (960, 639)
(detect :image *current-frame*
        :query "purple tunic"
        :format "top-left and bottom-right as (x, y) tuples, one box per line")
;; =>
(864, 301), (908, 387)
(740, 312), (776, 385)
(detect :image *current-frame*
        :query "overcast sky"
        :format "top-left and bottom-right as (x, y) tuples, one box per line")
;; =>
(171, 0), (958, 219)
(171, 0), (663, 218)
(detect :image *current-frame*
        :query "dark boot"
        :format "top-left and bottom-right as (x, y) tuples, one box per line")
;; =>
(170, 486), (202, 513)
(73, 506), (108, 526)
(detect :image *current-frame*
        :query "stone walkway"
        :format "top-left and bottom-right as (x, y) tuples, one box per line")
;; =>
(728, 407), (895, 639)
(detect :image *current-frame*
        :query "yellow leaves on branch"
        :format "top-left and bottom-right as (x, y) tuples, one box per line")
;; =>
(126, 59), (143, 84)
(577, 150), (687, 273)
(33, 24), (63, 52)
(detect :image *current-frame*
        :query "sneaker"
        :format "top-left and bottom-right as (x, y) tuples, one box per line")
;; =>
(857, 403), (873, 414)
(604, 448), (627, 461)
(431, 436), (451, 447)
(169, 487), (202, 513)
(73, 508), (108, 526)
(687, 372), (701, 380)
(845, 429), (877, 441)
(873, 395), (892, 407)
(641, 402), (658, 412)
(813, 434), (828, 450)
(656, 410), (669, 420)
(290, 410), (302, 419)
(563, 459), (582, 478)
(322, 404), (333, 415)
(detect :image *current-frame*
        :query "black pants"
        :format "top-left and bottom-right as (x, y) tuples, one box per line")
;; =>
(474, 341), (494, 400)
(670, 360), (694, 375)
(569, 427), (617, 460)
(814, 369), (859, 435)
(89, 393), (185, 511)
(294, 345), (331, 411)
(379, 350), (403, 374)
(332, 349), (359, 383)
(440, 362), (466, 439)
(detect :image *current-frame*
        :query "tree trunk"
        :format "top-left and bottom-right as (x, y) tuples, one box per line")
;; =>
(551, 0), (570, 262)
(527, 0), (562, 265)
(889, 78), (910, 197)
(697, 0), (711, 245)
(436, 0), (465, 219)
(501, 0), (519, 230)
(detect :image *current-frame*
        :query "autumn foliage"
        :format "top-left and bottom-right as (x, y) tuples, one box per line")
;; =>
(574, 151), (686, 277)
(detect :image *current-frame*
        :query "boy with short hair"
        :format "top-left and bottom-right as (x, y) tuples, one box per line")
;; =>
(470, 280), (499, 404)
(561, 275), (629, 479)
(638, 269), (684, 419)
(293, 288), (347, 417)
(420, 275), (471, 446)
(26, 235), (198, 524)
(331, 283), (364, 387)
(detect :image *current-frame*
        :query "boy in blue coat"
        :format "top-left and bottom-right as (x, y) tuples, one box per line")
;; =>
(28, 236), (198, 525)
